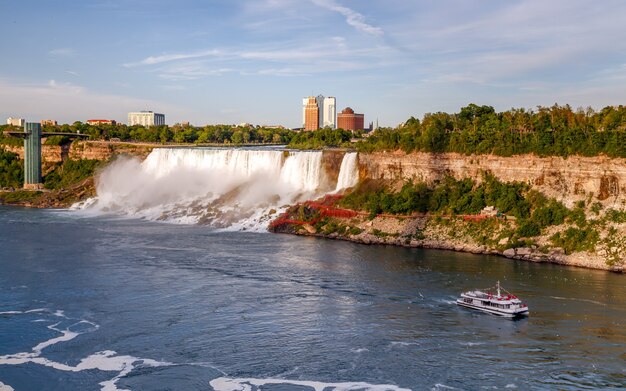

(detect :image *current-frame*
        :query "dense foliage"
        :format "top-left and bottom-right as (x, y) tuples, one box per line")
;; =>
(288, 128), (355, 149)
(2, 103), (625, 157)
(0, 123), (294, 145)
(0, 148), (23, 188)
(340, 175), (530, 219)
(357, 104), (626, 157)
(43, 159), (102, 190)
(339, 174), (599, 244)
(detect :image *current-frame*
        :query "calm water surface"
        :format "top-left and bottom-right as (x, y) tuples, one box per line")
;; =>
(0, 206), (624, 390)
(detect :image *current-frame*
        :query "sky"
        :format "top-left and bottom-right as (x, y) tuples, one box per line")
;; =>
(1, 0), (625, 128)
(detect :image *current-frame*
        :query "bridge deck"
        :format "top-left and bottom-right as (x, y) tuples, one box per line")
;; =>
(3, 131), (89, 138)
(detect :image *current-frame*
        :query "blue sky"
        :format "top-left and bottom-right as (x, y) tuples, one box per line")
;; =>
(1, 0), (625, 127)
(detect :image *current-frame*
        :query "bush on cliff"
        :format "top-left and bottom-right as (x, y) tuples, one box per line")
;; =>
(0, 148), (23, 189)
(43, 159), (103, 190)
(339, 174), (531, 219)
(550, 227), (599, 254)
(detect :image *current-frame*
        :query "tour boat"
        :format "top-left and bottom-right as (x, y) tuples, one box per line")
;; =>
(456, 281), (529, 318)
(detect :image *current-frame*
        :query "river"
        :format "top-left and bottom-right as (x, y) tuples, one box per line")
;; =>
(0, 206), (625, 390)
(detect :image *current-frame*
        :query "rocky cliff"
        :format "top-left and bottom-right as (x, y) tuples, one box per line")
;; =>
(271, 151), (626, 272)
(3, 140), (156, 163)
(359, 151), (625, 208)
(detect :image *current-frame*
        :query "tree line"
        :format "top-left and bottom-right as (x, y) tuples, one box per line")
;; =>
(0, 123), (294, 145)
(2, 103), (625, 156)
(357, 104), (626, 157)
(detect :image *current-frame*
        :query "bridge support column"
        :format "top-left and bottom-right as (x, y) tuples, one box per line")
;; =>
(23, 122), (43, 190)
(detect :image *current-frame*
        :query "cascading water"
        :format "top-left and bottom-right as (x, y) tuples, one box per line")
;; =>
(76, 148), (357, 230)
(334, 152), (359, 192)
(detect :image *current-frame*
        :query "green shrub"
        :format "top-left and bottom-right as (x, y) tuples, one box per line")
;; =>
(43, 159), (102, 190)
(550, 228), (599, 254)
(348, 226), (363, 235)
(44, 135), (71, 146)
(0, 190), (42, 203)
(516, 220), (541, 237)
(0, 148), (23, 188)
(605, 209), (626, 223)
(590, 202), (603, 215)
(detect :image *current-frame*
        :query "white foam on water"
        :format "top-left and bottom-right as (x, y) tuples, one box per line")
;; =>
(0, 310), (172, 391)
(0, 381), (15, 391)
(334, 152), (359, 192)
(351, 348), (369, 353)
(389, 342), (419, 347)
(430, 384), (458, 391)
(460, 342), (484, 347)
(0, 308), (46, 315)
(209, 377), (412, 391)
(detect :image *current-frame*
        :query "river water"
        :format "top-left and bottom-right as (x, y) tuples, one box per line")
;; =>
(0, 206), (625, 390)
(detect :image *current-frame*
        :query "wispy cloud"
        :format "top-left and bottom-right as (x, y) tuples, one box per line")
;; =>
(124, 49), (222, 67)
(48, 48), (75, 56)
(311, 0), (383, 36)
(126, 39), (396, 81)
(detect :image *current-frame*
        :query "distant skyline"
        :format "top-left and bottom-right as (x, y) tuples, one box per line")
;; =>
(1, 0), (625, 128)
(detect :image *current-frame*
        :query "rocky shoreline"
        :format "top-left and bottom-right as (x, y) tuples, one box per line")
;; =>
(270, 208), (624, 273)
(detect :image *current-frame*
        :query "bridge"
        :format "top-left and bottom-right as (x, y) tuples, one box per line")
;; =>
(3, 124), (89, 189)
(3, 131), (90, 138)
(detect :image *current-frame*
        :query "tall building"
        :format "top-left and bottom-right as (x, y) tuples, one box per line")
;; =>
(337, 107), (365, 132)
(7, 117), (25, 127)
(128, 111), (165, 126)
(303, 97), (319, 131)
(301, 95), (336, 129)
(322, 96), (336, 128)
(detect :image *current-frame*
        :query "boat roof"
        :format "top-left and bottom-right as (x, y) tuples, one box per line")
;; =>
(460, 290), (522, 303)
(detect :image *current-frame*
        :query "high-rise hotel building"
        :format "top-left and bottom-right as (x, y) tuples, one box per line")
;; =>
(128, 111), (165, 126)
(302, 95), (336, 130)
(303, 97), (319, 131)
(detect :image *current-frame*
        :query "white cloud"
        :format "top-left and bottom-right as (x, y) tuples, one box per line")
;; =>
(311, 0), (383, 36)
(124, 49), (222, 67)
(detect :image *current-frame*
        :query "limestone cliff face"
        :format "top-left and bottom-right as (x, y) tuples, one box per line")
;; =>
(4, 141), (155, 163)
(359, 151), (626, 207)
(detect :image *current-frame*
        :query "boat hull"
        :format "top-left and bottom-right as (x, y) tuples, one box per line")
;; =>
(456, 300), (529, 318)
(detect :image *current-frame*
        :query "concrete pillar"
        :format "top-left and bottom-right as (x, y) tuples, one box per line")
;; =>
(23, 122), (43, 189)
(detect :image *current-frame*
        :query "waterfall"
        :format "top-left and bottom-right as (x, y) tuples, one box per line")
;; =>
(77, 148), (331, 230)
(334, 152), (359, 192)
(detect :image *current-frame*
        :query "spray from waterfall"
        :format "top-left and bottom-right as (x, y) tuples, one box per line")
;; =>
(76, 148), (363, 230)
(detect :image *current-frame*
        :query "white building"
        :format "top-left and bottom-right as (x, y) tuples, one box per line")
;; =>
(322, 96), (336, 129)
(301, 95), (336, 129)
(7, 117), (25, 127)
(128, 111), (165, 126)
